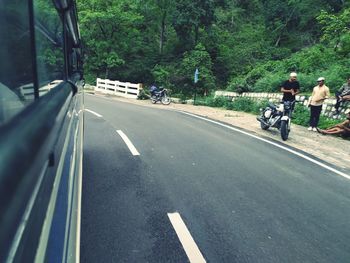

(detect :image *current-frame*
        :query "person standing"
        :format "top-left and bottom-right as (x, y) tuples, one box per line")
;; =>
(334, 77), (350, 114)
(308, 77), (330, 131)
(281, 72), (300, 108)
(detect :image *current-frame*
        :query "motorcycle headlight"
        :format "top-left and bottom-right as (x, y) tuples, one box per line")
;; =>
(264, 109), (272, 118)
(278, 104), (284, 112)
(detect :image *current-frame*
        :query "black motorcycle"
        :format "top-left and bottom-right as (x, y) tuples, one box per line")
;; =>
(257, 100), (295, 141)
(150, 88), (171, 105)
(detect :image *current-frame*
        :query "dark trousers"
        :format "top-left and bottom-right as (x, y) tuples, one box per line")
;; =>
(309, 105), (322, 127)
(335, 91), (341, 111)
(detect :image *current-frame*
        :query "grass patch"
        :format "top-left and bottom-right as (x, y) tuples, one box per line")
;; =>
(291, 103), (344, 129)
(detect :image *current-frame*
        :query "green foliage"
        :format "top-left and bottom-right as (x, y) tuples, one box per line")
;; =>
(226, 77), (250, 93)
(317, 8), (350, 47)
(78, 0), (348, 95)
(180, 43), (215, 94)
(78, 0), (144, 81)
(137, 89), (150, 100)
(230, 97), (257, 113)
(229, 98), (268, 114)
(232, 44), (350, 93)
(291, 104), (344, 129)
(151, 64), (171, 87)
(292, 104), (310, 126)
(195, 96), (266, 114)
(254, 74), (286, 92)
(317, 117), (344, 130)
(337, 33), (350, 56)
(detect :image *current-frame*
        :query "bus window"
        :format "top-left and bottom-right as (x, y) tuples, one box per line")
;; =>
(33, 0), (64, 95)
(0, 1), (34, 124)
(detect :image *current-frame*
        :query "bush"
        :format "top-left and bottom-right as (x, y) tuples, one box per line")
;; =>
(225, 101), (234, 110)
(291, 103), (345, 128)
(152, 64), (171, 87)
(317, 116), (343, 129)
(228, 45), (350, 94)
(231, 97), (256, 112)
(253, 73), (286, 92)
(171, 92), (191, 102)
(226, 77), (250, 93)
(254, 99), (270, 114)
(254, 73), (285, 92)
(195, 95), (345, 131)
(292, 104), (310, 126)
(206, 96), (228, 107)
(137, 89), (150, 100)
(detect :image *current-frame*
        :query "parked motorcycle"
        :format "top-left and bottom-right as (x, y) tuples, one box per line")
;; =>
(256, 100), (295, 141)
(150, 88), (171, 105)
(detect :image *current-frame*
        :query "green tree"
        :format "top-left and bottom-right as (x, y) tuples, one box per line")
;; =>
(172, 0), (215, 52)
(317, 7), (350, 51)
(76, 0), (348, 94)
(78, 0), (143, 82)
(180, 43), (215, 95)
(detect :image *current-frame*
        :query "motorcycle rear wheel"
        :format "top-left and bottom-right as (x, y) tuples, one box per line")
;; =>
(280, 120), (289, 141)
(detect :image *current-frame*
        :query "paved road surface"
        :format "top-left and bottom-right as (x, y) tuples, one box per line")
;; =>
(81, 94), (350, 263)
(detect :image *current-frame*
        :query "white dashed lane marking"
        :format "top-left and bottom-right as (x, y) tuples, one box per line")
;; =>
(116, 130), (140, 156)
(168, 212), (206, 263)
(85, 109), (103, 118)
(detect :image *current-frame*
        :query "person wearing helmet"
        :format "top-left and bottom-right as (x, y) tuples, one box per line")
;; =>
(280, 72), (300, 110)
(308, 77), (330, 132)
(150, 84), (158, 96)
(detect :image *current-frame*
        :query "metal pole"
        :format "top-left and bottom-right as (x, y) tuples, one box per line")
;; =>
(193, 84), (197, 105)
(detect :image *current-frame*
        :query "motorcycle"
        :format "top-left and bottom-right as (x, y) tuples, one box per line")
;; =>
(256, 100), (295, 141)
(150, 88), (171, 105)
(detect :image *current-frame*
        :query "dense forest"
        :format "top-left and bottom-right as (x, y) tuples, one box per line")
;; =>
(77, 0), (350, 95)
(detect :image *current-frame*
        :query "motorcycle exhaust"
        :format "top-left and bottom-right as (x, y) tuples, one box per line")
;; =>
(256, 116), (269, 127)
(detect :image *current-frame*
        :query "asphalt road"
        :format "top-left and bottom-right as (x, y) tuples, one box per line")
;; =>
(81, 94), (350, 263)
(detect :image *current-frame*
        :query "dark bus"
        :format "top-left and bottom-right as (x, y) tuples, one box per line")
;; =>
(0, 0), (84, 262)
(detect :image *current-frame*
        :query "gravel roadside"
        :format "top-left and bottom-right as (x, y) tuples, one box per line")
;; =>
(90, 93), (350, 173)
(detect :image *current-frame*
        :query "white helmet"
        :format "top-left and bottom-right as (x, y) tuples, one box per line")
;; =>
(290, 72), (297, 77)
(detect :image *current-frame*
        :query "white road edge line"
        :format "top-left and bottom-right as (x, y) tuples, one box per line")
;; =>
(168, 212), (206, 263)
(180, 112), (350, 180)
(85, 108), (103, 118)
(116, 130), (140, 156)
(85, 95), (349, 178)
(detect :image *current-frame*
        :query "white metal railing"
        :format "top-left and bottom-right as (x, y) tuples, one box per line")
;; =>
(95, 78), (142, 99)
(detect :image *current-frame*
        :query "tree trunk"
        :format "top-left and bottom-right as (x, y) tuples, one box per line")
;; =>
(105, 67), (109, 79)
(275, 35), (281, 47)
(159, 11), (166, 55)
(194, 25), (199, 46)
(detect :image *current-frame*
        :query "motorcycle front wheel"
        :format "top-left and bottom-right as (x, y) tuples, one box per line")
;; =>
(161, 96), (171, 105)
(280, 120), (289, 141)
